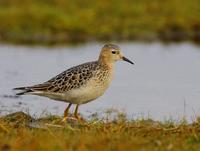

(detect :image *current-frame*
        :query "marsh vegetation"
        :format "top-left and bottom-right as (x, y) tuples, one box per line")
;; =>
(0, 0), (200, 44)
(0, 112), (200, 151)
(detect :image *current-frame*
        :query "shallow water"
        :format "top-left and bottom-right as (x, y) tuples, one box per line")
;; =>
(1, 42), (200, 121)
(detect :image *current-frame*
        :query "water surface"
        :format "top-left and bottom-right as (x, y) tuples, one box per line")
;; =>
(1, 42), (200, 121)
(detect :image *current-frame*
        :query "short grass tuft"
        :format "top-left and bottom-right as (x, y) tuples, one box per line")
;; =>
(0, 111), (200, 151)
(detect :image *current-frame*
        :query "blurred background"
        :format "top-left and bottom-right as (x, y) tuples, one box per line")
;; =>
(1, 0), (200, 121)
(0, 0), (200, 44)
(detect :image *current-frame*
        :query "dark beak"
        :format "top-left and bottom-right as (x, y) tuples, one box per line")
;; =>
(122, 56), (134, 65)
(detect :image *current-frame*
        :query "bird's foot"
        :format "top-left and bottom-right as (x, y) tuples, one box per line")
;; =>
(74, 114), (84, 122)
(61, 116), (68, 123)
(61, 114), (84, 123)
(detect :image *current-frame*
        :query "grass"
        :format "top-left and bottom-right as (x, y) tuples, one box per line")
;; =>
(0, 0), (200, 44)
(0, 112), (200, 151)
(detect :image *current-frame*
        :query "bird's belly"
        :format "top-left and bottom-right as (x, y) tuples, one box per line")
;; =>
(64, 84), (108, 104)
(65, 78), (110, 104)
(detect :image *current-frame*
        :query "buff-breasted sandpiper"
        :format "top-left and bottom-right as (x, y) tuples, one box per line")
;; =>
(14, 44), (134, 121)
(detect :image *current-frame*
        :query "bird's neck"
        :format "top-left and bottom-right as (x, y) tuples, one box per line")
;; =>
(98, 57), (115, 70)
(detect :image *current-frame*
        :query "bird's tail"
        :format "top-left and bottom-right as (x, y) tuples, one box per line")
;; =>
(13, 83), (50, 95)
(13, 87), (33, 95)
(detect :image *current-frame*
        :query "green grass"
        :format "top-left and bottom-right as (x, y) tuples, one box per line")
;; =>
(0, 0), (200, 44)
(0, 112), (200, 151)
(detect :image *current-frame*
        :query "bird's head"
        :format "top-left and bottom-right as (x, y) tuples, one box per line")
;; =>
(98, 44), (134, 65)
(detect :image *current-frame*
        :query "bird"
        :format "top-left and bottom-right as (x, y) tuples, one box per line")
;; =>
(14, 44), (134, 121)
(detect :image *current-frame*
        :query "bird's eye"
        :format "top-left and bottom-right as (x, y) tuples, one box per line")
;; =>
(112, 51), (116, 54)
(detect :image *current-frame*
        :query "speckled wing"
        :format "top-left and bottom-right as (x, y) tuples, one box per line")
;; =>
(14, 61), (98, 94)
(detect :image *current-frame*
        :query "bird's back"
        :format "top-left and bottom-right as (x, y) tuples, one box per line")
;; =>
(15, 61), (97, 92)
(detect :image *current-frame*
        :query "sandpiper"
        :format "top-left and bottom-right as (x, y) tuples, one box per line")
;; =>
(14, 44), (134, 121)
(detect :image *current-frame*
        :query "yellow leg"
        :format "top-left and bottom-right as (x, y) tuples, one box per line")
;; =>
(74, 105), (85, 121)
(64, 103), (72, 117)
(62, 103), (72, 122)
(74, 104), (79, 119)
